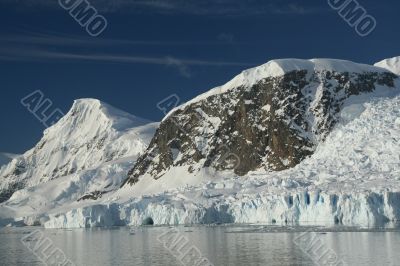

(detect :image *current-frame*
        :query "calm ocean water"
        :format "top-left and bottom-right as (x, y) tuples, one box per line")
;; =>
(0, 225), (399, 265)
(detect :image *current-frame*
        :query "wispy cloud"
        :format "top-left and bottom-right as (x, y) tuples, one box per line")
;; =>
(0, 47), (254, 67)
(0, 30), (256, 77)
(2, 0), (327, 16)
(0, 32), (234, 47)
(165, 56), (192, 78)
(0, 32), (255, 77)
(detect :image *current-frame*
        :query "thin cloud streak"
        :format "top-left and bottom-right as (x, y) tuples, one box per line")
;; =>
(2, 0), (327, 16)
(0, 34), (234, 47)
(0, 31), (256, 77)
(0, 46), (256, 77)
(23, 50), (256, 67)
(0, 47), (254, 66)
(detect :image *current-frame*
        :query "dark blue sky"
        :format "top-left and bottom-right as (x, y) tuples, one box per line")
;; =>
(0, 0), (399, 153)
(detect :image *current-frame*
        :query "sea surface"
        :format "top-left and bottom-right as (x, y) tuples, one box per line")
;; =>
(0, 225), (399, 265)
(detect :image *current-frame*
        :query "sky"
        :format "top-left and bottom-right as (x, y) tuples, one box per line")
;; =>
(0, 0), (399, 153)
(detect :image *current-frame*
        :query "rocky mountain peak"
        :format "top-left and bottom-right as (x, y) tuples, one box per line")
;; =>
(125, 58), (398, 185)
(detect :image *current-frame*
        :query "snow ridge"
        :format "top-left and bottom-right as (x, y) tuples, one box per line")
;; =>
(374, 56), (400, 76)
(166, 58), (389, 119)
(47, 98), (151, 134)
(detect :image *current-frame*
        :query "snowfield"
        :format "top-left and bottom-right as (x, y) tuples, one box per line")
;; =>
(1, 58), (400, 228)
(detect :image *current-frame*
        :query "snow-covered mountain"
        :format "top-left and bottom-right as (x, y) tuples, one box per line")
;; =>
(0, 99), (158, 203)
(125, 58), (397, 185)
(1, 57), (400, 228)
(43, 77), (400, 228)
(375, 56), (400, 75)
(0, 153), (18, 168)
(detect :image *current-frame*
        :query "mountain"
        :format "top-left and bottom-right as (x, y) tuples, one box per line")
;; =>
(0, 99), (158, 203)
(0, 153), (19, 168)
(125, 58), (397, 185)
(2, 58), (400, 228)
(375, 56), (400, 75)
(43, 58), (400, 229)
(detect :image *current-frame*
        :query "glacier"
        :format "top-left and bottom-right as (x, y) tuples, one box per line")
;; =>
(43, 190), (400, 229)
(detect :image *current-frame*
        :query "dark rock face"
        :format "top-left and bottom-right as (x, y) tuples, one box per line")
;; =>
(126, 70), (397, 185)
(77, 191), (104, 201)
(0, 181), (25, 203)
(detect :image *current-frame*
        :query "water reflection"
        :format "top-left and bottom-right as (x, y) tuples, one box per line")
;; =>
(0, 225), (399, 265)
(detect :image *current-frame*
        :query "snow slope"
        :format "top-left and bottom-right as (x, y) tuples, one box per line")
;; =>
(375, 56), (400, 75)
(0, 99), (158, 203)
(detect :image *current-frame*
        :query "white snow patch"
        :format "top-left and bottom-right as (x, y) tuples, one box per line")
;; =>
(262, 104), (271, 112)
(374, 56), (400, 75)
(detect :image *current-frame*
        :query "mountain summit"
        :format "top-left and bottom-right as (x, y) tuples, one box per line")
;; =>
(125, 58), (398, 184)
(0, 98), (157, 202)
